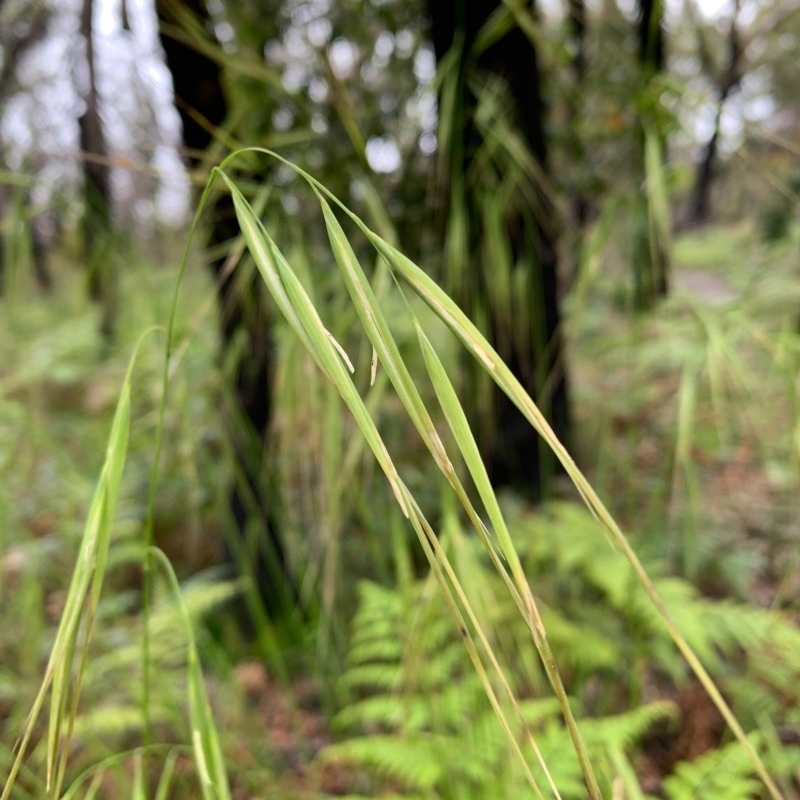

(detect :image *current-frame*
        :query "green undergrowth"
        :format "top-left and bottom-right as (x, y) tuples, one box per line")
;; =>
(1, 161), (799, 800)
(322, 499), (800, 799)
(0, 260), (252, 798)
(569, 220), (800, 591)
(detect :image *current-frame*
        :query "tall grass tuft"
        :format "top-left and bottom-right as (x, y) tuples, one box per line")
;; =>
(210, 149), (785, 800)
(2, 337), (137, 799)
(2, 322), (235, 799)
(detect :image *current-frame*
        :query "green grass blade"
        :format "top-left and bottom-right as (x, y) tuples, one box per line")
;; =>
(222, 183), (409, 517)
(150, 547), (232, 800)
(317, 186), (524, 613)
(316, 191), (454, 477)
(414, 317), (600, 799)
(401, 493), (551, 800)
(359, 231), (783, 800)
(1, 331), (150, 800)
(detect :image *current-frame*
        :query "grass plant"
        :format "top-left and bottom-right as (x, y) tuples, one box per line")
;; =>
(215, 151), (796, 798)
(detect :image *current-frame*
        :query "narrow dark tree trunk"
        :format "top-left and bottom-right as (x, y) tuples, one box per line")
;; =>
(567, 0), (589, 275)
(156, 0), (293, 618)
(29, 207), (51, 290)
(689, 1), (742, 225)
(428, 0), (570, 500)
(120, 0), (131, 32)
(690, 113), (722, 226)
(638, 0), (665, 68)
(633, 0), (669, 306)
(567, 0), (589, 229)
(79, 0), (115, 336)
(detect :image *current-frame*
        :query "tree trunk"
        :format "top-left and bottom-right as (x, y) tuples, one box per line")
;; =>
(633, 0), (669, 307)
(156, 0), (293, 619)
(0, 1), (51, 295)
(79, 0), (115, 336)
(638, 0), (665, 68)
(689, 110), (722, 225)
(689, 2), (742, 225)
(567, 0), (589, 276)
(428, 0), (570, 500)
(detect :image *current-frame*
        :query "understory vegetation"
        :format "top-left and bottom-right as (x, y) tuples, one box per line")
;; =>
(2, 0), (800, 795)
(1, 163), (800, 798)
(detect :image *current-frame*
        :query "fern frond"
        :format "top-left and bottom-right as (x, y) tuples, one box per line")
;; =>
(319, 735), (445, 791)
(517, 696), (563, 727)
(581, 701), (677, 751)
(662, 738), (761, 800)
(340, 663), (402, 693)
(335, 694), (415, 731)
(348, 638), (404, 667)
(538, 605), (621, 674)
(526, 702), (677, 800)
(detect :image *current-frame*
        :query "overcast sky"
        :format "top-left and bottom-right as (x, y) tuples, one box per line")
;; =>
(2, 0), (189, 226)
(1, 0), (770, 228)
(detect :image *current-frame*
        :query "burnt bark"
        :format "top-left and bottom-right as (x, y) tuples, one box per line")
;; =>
(638, 0), (665, 70)
(79, 0), (115, 336)
(428, 0), (570, 500)
(30, 211), (51, 290)
(156, 0), (293, 618)
(634, 0), (669, 305)
(567, 0), (589, 270)
(689, 1), (742, 224)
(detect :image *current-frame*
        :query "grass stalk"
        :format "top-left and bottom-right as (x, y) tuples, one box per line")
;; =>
(2, 333), (146, 800)
(207, 147), (783, 800)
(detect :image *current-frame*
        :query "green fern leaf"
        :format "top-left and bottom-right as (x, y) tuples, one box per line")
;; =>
(662, 738), (761, 800)
(320, 735), (445, 790)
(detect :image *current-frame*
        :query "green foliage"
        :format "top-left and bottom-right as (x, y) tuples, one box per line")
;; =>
(758, 201), (792, 243)
(217, 154), (800, 798)
(513, 502), (800, 705)
(661, 738), (762, 800)
(758, 180), (798, 243)
(0, 268), (241, 798)
(321, 500), (800, 798)
(322, 572), (675, 800)
(3, 0), (800, 796)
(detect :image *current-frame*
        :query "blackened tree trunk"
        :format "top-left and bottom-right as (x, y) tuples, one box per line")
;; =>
(565, 0), (589, 283)
(689, 0), (742, 225)
(156, 0), (293, 618)
(638, 0), (665, 69)
(79, 0), (115, 336)
(428, 0), (570, 501)
(568, 0), (588, 230)
(633, 0), (669, 306)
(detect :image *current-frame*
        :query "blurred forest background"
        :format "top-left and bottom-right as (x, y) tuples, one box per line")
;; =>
(2, 0), (800, 798)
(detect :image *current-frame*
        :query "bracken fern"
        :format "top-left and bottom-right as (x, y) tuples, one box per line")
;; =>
(321, 536), (677, 800)
(660, 737), (762, 800)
